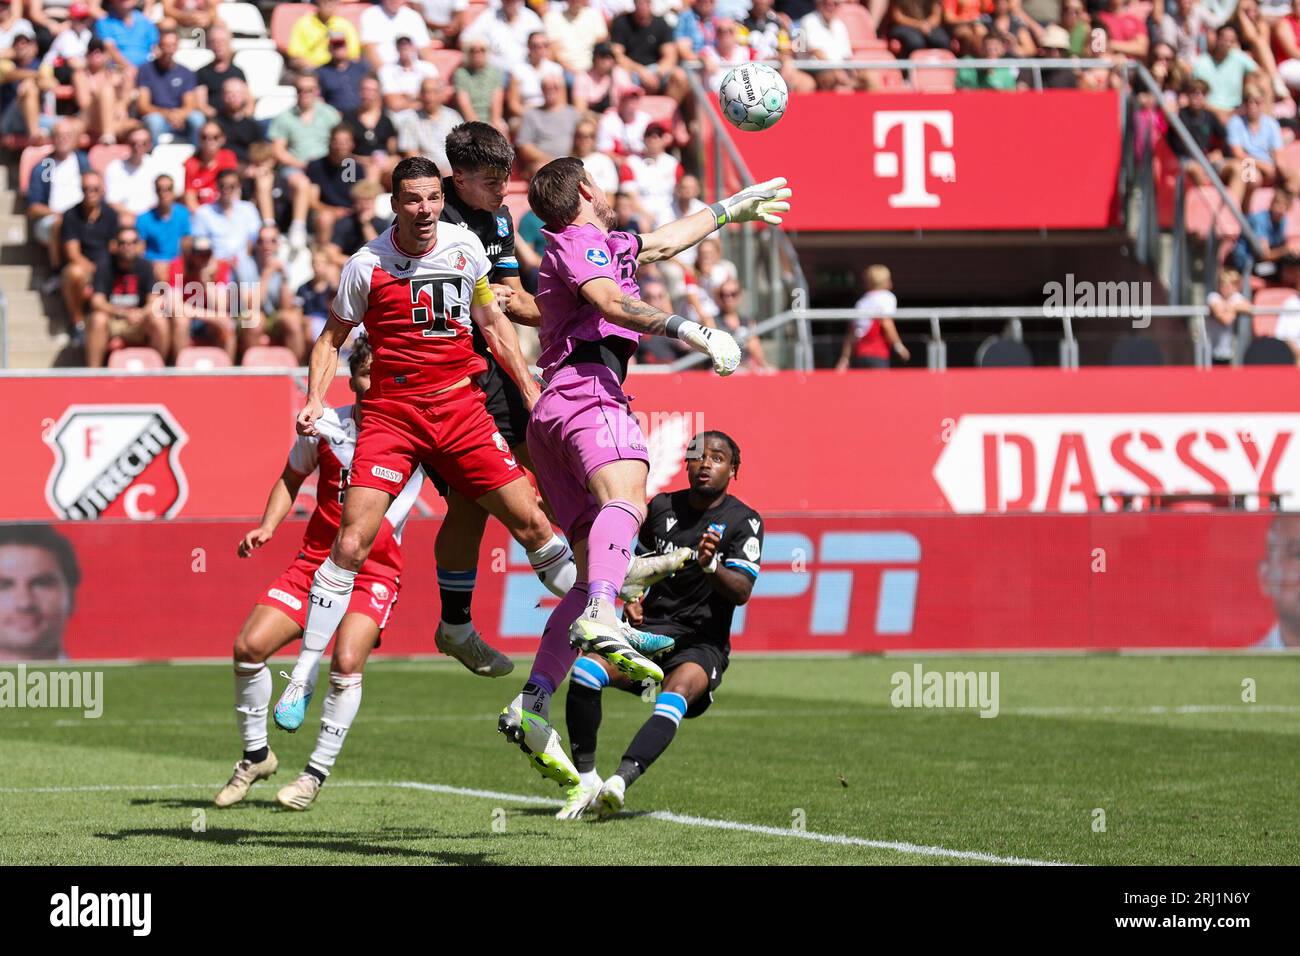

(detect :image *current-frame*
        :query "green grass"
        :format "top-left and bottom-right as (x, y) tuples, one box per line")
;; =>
(1, 656), (1297, 865)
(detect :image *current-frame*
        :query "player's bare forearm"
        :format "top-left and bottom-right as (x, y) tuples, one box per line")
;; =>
(306, 317), (349, 403)
(502, 276), (541, 326)
(582, 277), (672, 335)
(708, 565), (755, 605)
(474, 300), (541, 406)
(260, 466), (307, 534)
(636, 207), (719, 264)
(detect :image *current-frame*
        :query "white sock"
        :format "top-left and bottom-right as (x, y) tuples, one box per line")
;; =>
(528, 534), (576, 598)
(579, 769), (601, 789)
(234, 661), (271, 754)
(521, 681), (551, 720)
(438, 620), (475, 644)
(293, 557), (355, 683)
(307, 672), (363, 776)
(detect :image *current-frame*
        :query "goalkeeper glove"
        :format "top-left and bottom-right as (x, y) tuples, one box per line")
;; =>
(666, 315), (741, 376)
(711, 177), (792, 227)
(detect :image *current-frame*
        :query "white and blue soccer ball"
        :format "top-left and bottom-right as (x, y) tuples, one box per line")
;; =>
(719, 63), (788, 132)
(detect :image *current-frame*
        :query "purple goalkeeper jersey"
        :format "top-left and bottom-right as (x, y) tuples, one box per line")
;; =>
(535, 222), (643, 381)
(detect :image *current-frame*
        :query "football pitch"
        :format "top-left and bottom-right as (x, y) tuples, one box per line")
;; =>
(1, 655), (1296, 866)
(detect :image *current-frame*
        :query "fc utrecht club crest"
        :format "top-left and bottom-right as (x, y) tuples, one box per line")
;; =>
(44, 404), (189, 520)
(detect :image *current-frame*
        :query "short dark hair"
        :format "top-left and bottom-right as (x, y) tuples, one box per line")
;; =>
(0, 525), (81, 592)
(392, 155), (443, 198)
(528, 157), (588, 231)
(445, 122), (515, 176)
(687, 430), (742, 476)
(348, 334), (371, 377)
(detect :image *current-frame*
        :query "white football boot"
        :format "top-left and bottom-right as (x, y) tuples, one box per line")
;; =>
(555, 777), (603, 820)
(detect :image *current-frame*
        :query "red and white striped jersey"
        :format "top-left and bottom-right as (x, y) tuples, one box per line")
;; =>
(330, 223), (493, 399)
(286, 404), (424, 572)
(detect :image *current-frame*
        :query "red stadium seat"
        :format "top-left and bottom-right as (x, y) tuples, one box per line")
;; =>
(838, 2), (877, 47)
(909, 49), (956, 93)
(1183, 185), (1241, 241)
(242, 345), (300, 368)
(176, 346), (233, 369)
(108, 347), (165, 371)
(1249, 187), (1274, 214)
(18, 144), (53, 194)
(429, 48), (463, 79)
(1252, 287), (1294, 337)
(88, 143), (129, 175)
(1280, 140), (1300, 170)
(503, 191), (532, 228)
(270, 4), (314, 54)
(338, 2), (367, 31)
(506, 179), (528, 194)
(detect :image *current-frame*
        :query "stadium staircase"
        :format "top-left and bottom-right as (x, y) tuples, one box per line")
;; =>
(0, 160), (65, 369)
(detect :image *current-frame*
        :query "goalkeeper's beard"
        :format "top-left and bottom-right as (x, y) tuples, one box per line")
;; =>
(592, 190), (616, 231)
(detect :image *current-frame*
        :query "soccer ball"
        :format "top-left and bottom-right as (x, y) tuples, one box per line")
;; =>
(719, 63), (788, 132)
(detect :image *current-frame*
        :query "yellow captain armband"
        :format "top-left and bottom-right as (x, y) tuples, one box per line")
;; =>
(472, 276), (496, 306)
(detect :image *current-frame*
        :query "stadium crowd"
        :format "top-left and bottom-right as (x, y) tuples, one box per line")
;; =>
(4, 0), (1300, 368)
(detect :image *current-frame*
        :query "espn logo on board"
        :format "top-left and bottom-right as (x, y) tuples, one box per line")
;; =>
(933, 414), (1297, 512)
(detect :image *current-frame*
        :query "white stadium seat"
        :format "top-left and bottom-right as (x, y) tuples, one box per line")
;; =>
(233, 49), (285, 97)
(174, 47), (215, 71)
(218, 2), (270, 37)
(374, 192), (393, 221)
(253, 86), (297, 121)
(152, 143), (196, 196)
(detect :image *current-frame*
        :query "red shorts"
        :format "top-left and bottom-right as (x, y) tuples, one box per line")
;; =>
(256, 551), (401, 631)
(350, 384), (524, 500)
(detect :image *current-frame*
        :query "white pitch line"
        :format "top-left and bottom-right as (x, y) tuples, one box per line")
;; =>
(0, 779), (1068, 866)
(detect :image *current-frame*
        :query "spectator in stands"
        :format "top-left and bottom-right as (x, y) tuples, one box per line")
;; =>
(454, 36), (506, 132)
(60, 171), (119, 340)
(835, 263), (910, 370)
(344, 74), (398, 180)
(104, 126), (160, 217)
(193, 166), (261, 289)
(545, 0), (608, 73)
(1161, 0), (1213, 68)
(676, 0), (720, 67)
(800, 0), (856, 92)
(420, 0), (470, 46)
(380, 34), (439, 117)
(614, 187), (646, 232)
(1037, 24), (1080, 88)
(288, 0), (361, 74)
(515, 71), (579, 174)
(943, 0), (989, 53)
(1171, 79), (1231, 186)
(1147, 41), (1186, 108)
(362, 0), (432, 70)
(1228, 185), (1294, 273)
(1274, 0), (1300, 96)
(462, 0), (544, 72)
(136, 28), (204, 145)
(620, 121), (679, 227)
(317, 31), (370, 115)
(981, 0), (1037, 56)
(27, 120), (89, 272)
(1062, 0), (1090, 56)
(505, 31), (564, 120)
(573, 42), (629, 114)
(889, 0), (952, 60)
(163, 0), (216, 36)
(694, 235), (738, 302)
(242, 226), (302, 359)
(43, 3), (96, 70)
(612, 0), (685, 99)
(635, 277), (690, 363)
(705, 18), (754, 90)
(1194, 24), (1259, 119)
(194, 25), (244, 119)
(214, 77), (261, 164)
(328, 178), (386, 262)
(71, 39), (128, 146)
(596, 82), (651, 156)
(573, 117), (618, 197)
(0, 25), (45, 142)
(97, 0), (159, 73)
(85, 223), (166, 367)
(270, 73), (343, 247)
(299, 123), (359, 248)
(396, 75), (462, 174)
(1096, 0), (1148, 61)
(15, 0), (58, 50)
(742, 0), (788, 60)
(1231, 0), (1288, 101)
(1204, 265), (1249, 363)
(295, 246), (339, 340)
(716, 279), (770, 371)
(183, 120), (237, 209)
(958, 30), (1020, 87)
(136, 173), (191, 280)
(1225, 84), (1300, 207)
(166, 235), (235, 360)
(664, 174), (708, 259)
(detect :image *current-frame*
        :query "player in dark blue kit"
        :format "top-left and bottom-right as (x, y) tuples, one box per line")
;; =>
(557, 430), (763, 819)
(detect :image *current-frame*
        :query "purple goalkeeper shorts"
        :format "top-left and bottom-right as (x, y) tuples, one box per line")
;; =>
(526, 362), (649, 543)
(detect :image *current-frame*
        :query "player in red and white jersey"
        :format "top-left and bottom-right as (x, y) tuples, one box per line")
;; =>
(278, 155), (563, 724)
(214, 338), (423, 811)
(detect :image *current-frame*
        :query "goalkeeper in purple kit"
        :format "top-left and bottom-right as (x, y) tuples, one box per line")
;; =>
(495, 157), (791, 787)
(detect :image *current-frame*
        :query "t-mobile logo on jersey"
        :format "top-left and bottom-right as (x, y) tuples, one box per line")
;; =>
(872, 111), (955, 209)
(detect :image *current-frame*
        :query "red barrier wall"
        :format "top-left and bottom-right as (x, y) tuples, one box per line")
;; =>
(3, 512), (1287, 662)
